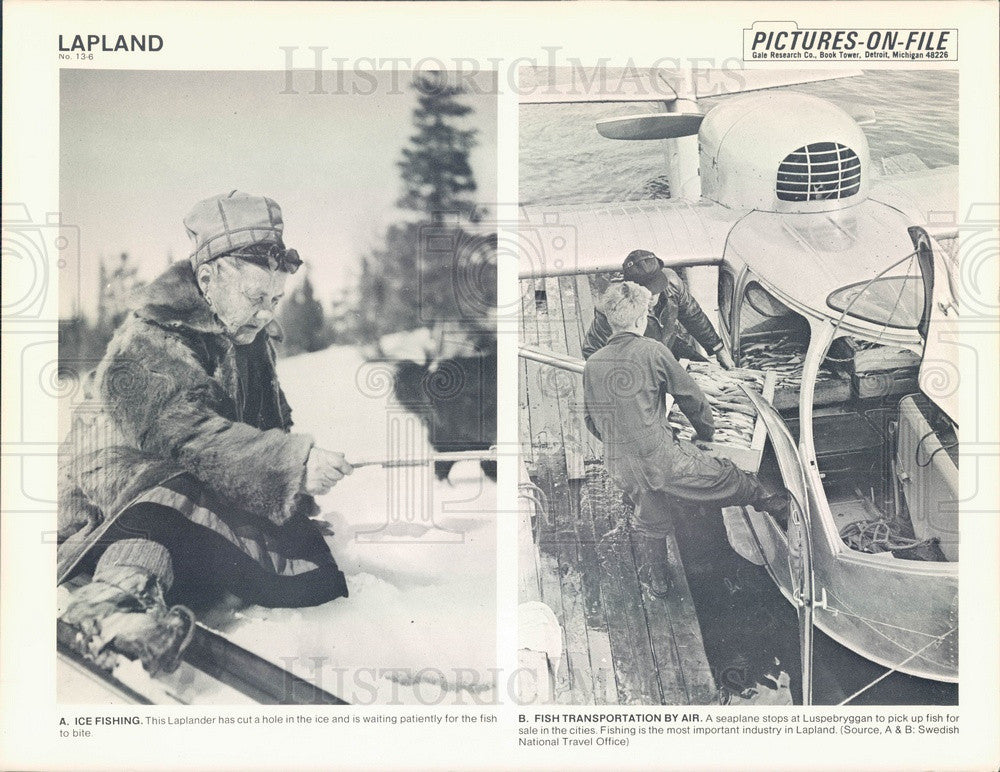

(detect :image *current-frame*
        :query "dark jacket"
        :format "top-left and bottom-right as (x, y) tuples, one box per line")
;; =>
(583, 332), (715, 460)
(57, 261), (315, 583)
(581, 267), (723, 359)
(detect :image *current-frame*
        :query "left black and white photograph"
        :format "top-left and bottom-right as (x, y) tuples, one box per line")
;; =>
(55, 68), (498, 705)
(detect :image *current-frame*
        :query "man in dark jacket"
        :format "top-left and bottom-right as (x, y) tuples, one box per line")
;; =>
(583, 281), (787, 597)
(58, 191), (352, 674)
(582, 249), (735, 369)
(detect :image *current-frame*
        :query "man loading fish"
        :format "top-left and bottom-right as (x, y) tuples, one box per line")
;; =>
(582, 281), (789, 597)
(582, 249), (736, 369)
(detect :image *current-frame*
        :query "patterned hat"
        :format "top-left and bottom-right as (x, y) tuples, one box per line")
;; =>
(184, 190), (285, 270)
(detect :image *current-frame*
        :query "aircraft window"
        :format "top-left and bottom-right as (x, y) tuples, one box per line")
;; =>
(738, 281), (807, 342)
(745, 283), (791, 318)
(826, 276), (924, 329)
(718, 269), (734, 332)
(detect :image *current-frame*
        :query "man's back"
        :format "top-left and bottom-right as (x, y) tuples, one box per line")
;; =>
(583, 332), (714, 460)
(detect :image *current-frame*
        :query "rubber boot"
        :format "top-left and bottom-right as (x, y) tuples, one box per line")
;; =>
(60, 566), (195, 676)
(636, 535), (671, 598)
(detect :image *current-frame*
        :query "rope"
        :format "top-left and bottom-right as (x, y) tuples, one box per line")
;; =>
(518, 482), (550, 529)
(838, 517), (938, 554)
(818, 603), (951, 640)
(519, 481), (553, 602)
(917, 442), (958, 467)
(837, 626), (956, 706)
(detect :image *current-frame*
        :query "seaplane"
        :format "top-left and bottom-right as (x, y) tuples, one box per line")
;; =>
(517, 67), (960, 702)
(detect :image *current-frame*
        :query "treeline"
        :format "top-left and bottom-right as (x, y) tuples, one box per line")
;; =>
(59, 261), (368, 362)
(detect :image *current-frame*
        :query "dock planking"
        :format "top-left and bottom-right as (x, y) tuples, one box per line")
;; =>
(571, 499), (619, 704)
(559, 275), (600, 467)
(587, 475), (661, 704)
(573, 274), (603, 461)
(633, 522), (718, 704)
(519, 280), (534, 468)
(530, 279), (594, 702)
(518, 357), (532, 467)
(520, 276), (716, 705)
(543, 277), (585, 481)
(538, 547), (573, 701)
(556, 540), (597, 705)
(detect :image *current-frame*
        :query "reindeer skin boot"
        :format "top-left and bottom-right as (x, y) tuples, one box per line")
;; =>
(60, 550), (195, 675)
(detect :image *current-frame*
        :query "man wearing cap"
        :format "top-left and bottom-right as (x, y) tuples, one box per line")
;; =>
(582, 249), (735, 369)
(58, 191), (352, 674)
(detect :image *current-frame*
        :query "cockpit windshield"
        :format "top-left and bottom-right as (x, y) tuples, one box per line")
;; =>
(826, 275), (924, 330)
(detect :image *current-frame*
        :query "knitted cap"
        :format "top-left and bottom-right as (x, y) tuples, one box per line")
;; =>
(184, 190), (285, 270)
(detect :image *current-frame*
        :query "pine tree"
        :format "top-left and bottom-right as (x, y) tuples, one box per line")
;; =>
(396, 73), (482, 224)
(356, 73), (490, 340)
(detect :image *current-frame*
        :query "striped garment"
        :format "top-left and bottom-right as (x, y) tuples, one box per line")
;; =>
(91, 474), (348, 609)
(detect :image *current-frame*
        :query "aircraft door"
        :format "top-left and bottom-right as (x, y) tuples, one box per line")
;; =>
(909, 226), (959, 425)
(740, 386), (816, 705)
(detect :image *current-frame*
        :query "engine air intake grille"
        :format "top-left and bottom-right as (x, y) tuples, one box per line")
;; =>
(776, 142), (861, 202)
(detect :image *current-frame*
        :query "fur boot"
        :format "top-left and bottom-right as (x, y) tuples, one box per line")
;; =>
(60, 566), (195, 675)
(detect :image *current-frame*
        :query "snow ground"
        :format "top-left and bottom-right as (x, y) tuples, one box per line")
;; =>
(164, 345), (497, 705)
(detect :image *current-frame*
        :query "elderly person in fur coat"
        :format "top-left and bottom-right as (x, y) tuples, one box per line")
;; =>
(59, 191), (352, 674)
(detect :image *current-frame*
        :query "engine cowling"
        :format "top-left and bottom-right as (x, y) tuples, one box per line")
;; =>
(699, 91), (872, 213)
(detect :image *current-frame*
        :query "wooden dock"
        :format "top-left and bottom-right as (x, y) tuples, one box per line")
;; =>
(519, 274), (717, 705)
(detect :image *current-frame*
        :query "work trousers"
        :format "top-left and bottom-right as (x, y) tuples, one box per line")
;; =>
(609, 439), (771, 539)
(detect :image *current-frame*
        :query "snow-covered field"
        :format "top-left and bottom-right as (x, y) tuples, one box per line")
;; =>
(155, 345), (497, 705)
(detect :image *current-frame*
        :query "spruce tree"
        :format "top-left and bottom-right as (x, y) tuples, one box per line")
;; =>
(357, 73), (487, 339)
(396, 73), (481, 224)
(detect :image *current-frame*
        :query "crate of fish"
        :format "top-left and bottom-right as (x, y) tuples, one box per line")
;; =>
(740, 335), (849, 410)
(665, 361), (777, 474)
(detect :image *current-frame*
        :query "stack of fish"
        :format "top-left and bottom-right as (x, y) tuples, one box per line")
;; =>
(740, 336), (840, 391)
(667, 362), (765, 448)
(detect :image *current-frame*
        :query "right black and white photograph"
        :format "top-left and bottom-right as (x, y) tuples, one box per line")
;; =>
(516, 67), (959, 707)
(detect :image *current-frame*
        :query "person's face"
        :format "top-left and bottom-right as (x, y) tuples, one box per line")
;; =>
(647, 292), (660, 313)
(199, 258), (288, 344)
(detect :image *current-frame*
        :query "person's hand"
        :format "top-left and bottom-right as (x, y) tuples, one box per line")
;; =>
(715, 348), (735, 370)
(303, 447), (353, 496)
(694, 439), (713, 451)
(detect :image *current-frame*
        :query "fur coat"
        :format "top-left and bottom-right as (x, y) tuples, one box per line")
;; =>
(57, 261), (315, 583)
